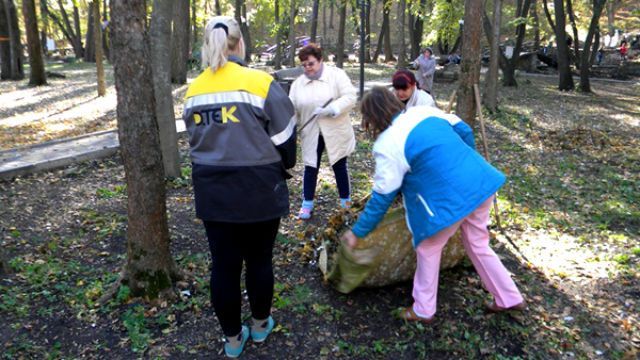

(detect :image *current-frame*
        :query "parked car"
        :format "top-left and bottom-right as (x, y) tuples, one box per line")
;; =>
(260, 36), (322, 63)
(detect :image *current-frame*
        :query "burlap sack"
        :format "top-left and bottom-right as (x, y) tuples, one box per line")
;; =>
(319, 204), (466, 294)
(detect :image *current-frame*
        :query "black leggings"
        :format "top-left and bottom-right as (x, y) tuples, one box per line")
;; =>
(203, 218), (280, 336)
(303, 135), (350, 201)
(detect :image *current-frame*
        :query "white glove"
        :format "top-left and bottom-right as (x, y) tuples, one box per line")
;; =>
(311, 104), (338, 118)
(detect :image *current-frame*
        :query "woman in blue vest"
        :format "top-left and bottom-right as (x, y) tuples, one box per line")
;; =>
(342, 87), (525, 323)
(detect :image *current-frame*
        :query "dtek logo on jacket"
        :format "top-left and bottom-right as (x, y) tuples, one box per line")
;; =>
(194, 106), (241, 125)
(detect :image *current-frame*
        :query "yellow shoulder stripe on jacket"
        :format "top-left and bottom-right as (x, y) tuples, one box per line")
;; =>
(185, 62), (273, 99)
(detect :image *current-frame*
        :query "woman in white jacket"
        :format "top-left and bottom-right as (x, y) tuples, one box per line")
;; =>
(289, 43), (357, 219)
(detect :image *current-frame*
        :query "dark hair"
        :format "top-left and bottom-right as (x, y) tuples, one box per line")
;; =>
(298, 43), (323, 62)
(392, 69), (417, 90)
(360, 87), (405, 138)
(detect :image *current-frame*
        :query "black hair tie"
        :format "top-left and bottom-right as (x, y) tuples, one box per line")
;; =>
(213, 23), (229, 35)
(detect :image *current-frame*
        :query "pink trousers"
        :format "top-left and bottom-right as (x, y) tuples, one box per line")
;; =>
(412, 196), (523, 318)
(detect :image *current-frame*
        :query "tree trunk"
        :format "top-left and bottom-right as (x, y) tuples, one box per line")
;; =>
(171, 0), (190, 84)
(500, 0), (532, 87)
(322, 0), (327, 45)
(93, 0), (105, 96)
(397, 0), (407, 67)
(102, 0), (110, 63)
(287, 0), (297, 66)
(274, 0), (282, 69)
(566, 0), (580, 68)
(4, 0), (24, 79)
(606, 1), (615, 35)
(455, 0), (482, 127)
(215, 0), (221, 15)
(372, 7), (387, 63)
(191, 0), (197, 53)
(531, 0), (540, 51)
(364, 0), (372, 62)
(110, 0), (179, 299)
(409, 0), (426, 60)
(72, 1), (82, 50)
(40, 0), (49, 54)
(382, 0), (395, 62)
(0, 0), (11, 79)
(239, 1), (252, 63)
(335, 0), (347, 68)
(84, 5), (96, 62)
(579, 0), (606, 93)
(310, 0), (319, 43)
(151, 0), (180, 178)
(23, 0), (47, 86)
(57, 0), (83, 58)
(553, 0), (574, 91)
(484, 0), (501, 112)
(542, 0), (556, 33)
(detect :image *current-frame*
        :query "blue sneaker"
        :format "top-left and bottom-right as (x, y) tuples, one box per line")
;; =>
(224, 325), (249, 358)
(298, 200), (314, 220)
(250, 316), (275, 343)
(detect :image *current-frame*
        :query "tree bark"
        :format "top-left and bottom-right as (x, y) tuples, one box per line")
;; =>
(310, 0), (319, 43)
(56, 0), (84, 58)
(40, 0), (49, 54)
(372, 5), (387, 63)
(287, 0), (297, 66)
(579, 0), (606, 93)
(566, 0), (580, 67)
(215, 0), (222, 15)
(240, 1), (251, 63)
(553, 0), (574, 91)
(409, 0), (426, 60)
(274, 0), (282, 69)
(171, 0), (190, 84)
(484, 0), (501, 112)
(93, 0), (105, 96)
(23, 0), (47, 86)
(110, 0), (179, 299)
(382, 0), (395, 62)
(542, 0), (556, 33)
(397, 0), (407, 67)
(364, 0), (372, 62)
(84, 4), (96, 62)
(455, 0), (483, 127)
(151, 0), (180, 177)
(4, 0), (24, 79)
(531, 0), (540, 51)
(0, 0), (11, 79)
(335, 0), (347, 68)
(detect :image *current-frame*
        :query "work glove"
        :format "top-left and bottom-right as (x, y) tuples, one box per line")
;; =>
(311, 104), (339, 118)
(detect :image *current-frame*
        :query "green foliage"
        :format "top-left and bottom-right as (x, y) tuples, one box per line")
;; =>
(121, 305), (152, 353)
(424, 0), (464, 47)
(96, 184), (127, 199)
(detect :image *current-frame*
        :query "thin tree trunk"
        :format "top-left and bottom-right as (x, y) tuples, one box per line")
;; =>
(72, 1), (82, 49)
(102, 0), (110, 62)
(310, 0), (319, 43)
(322, 0), (327, 45)
(241, 2), (252, 63)
(579, 0), (606, 93)
(606, 1), (615, 35)
(553, 0), (574, 90)
(382, 0), (395, 62)
(566, 0), (580, 67)
(151, 0), (180, 177)
(485, 0), (501, 112)
(501, 0), (532, 87)
(93, 0), (105, 96)
(287, 0), (296, 66)
(335, 0), (347, 68)
(542, 0), (556, 31)
(5, 0), (24, 79)
(372, 9), (386, 63)
(455, 0), (483, 126)
(191, 0), (197, 54)
(215, 0), (221, 15)
(40, 0), (49, 54)
(84, 5), (95, 62)
(57, 0), (83, 58)
(23, 0), (47, 86)
(274, 0), (282, 69)
(397, 0), (407, 67)
(0, 0), (11, 79)
(364, 0), (372, 62)
(531, 0), (540, 51)
(110, 0), (179, 299)
(171, 0), (190, 84)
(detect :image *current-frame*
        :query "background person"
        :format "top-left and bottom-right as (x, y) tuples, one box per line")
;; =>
(289, 43), (357, 219)
(182, 16), (296, 358)
(413, 47), (436, 94)
(342, 87), (525, 324)
(391, 69), (437, 109)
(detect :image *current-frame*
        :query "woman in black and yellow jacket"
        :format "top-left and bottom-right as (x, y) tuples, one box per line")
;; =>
(182, 16), (296, 358)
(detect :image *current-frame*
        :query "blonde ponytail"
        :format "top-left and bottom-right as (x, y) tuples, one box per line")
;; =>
(201, 17), (244, 73)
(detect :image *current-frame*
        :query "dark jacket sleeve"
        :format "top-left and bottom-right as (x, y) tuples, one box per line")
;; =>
(263, 80), (297, 169)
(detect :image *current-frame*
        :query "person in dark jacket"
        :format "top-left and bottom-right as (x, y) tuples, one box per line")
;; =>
(182, 16), (296, 358)
(341, 87), (525, 324)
